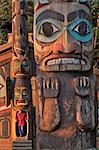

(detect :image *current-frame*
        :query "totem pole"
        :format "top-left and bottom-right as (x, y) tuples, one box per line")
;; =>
(11, 0), (33, 143)
(32, 0), (97, 149)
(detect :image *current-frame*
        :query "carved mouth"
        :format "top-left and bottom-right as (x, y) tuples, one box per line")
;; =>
(17, 103), (27, 106)
(47, 58), (85, 65)
(40, 54), (90, 71)
(16, 100), (28, 106)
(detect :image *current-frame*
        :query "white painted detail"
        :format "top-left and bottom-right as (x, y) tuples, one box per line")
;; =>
(47, 58), (85, 65)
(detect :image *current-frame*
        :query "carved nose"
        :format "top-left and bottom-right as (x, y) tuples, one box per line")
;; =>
(67, 42), (81, 54)
(52, 42), (81, 54)
(52, 43), (65, 54)
(18, 92), (23, 99)
(63, 49), (76, 54)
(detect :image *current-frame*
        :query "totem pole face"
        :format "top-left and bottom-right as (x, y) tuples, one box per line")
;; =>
(13, 75), (30, 110)
(12, 56), (29, 76)
(14, 87), (30, 109)
(13, 32), (28, 55)
(34, 0), (93, 71)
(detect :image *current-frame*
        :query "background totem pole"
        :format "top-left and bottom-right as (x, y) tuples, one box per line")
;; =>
(32, 0), (97, 149)
(11, 0), (33, 147)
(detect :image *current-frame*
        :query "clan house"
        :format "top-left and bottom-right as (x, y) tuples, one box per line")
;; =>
(0, 0), (98, 150)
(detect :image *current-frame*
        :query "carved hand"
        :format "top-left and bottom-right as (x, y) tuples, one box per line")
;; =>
(74, 76), (90, 97)
(43, 77), (60, 98)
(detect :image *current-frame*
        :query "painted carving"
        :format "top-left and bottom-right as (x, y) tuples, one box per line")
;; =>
(13, 74), (30, 110)
(11, 0), (32, 140)
(16, 110), (27, 137)
(12, 55), (29, 76)
(0, 66), (8, 99)
(34, 0), (93, 72)
(12, 0), (30, 110)
(74, 76), (95, 131)
(0, 75), (6, 99)
(0, 65), (10, 107)
(36, 76), (60, 132)
(33, 0), (96, 149)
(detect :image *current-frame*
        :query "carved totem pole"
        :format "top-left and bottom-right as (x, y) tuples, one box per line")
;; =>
(11, 0), (33, 143)
(32, 0), (97, 149)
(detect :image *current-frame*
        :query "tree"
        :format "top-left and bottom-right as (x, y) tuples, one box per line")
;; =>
(0, 0), (33, 45)
(0, 0), (12, 44)
(91, 0), (99, 64)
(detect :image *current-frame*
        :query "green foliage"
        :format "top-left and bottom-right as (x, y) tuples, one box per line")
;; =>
(91, 0), (99, 16)
(0, 0), (33, 45)
(27, 0), (33, 33)
(0, 0), (12, 44)
(0, 28), (8, 45)
(91, 0), (99, 59)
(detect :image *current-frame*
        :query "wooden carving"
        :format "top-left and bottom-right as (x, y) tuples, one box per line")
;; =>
(12, 0), (30, 110)
(10, 0), (33, 143)
(32, 0), (97, 149)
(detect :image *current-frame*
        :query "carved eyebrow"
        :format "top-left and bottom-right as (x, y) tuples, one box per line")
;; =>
(36, 10), (65, 24)
(67, 10), (92, 23)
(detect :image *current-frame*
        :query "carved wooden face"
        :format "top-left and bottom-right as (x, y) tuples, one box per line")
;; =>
(12, 56), (29, 76)
(14, 32), (28, 55)
(34, 1), (93, 71)
(14, 86), (30, 110)
(13, 76), (30, 110)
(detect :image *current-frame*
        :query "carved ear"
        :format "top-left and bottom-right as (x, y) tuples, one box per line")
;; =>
(6, 77), (13, 107)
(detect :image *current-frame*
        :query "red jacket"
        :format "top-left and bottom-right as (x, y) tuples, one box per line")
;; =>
(17, 112), (27, 127)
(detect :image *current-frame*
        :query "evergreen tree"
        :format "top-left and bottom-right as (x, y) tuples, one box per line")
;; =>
(0, 0), (12, 44)
(91, 0), (99, 64)
(0, 0), (33, 45)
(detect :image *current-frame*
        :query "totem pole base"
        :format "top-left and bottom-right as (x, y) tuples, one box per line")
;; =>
(32, 72), (96, 150)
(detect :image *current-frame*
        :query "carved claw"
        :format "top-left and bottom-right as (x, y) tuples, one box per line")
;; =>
(39, 98), (61, 132)
(74, 76), (90, 96)
(36, 76), (61, 132)
(43, 77), (60, 98)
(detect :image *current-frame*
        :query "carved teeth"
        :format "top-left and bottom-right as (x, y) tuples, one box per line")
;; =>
(81, 60), (85, 65)
(47, 58), (85, 65)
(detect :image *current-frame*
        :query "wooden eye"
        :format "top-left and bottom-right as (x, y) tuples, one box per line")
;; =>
(40, 22), (59, 37)
(22, 90), (29, 99)
(74, 22), (88, 35)
(22, 60), (28, 67)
